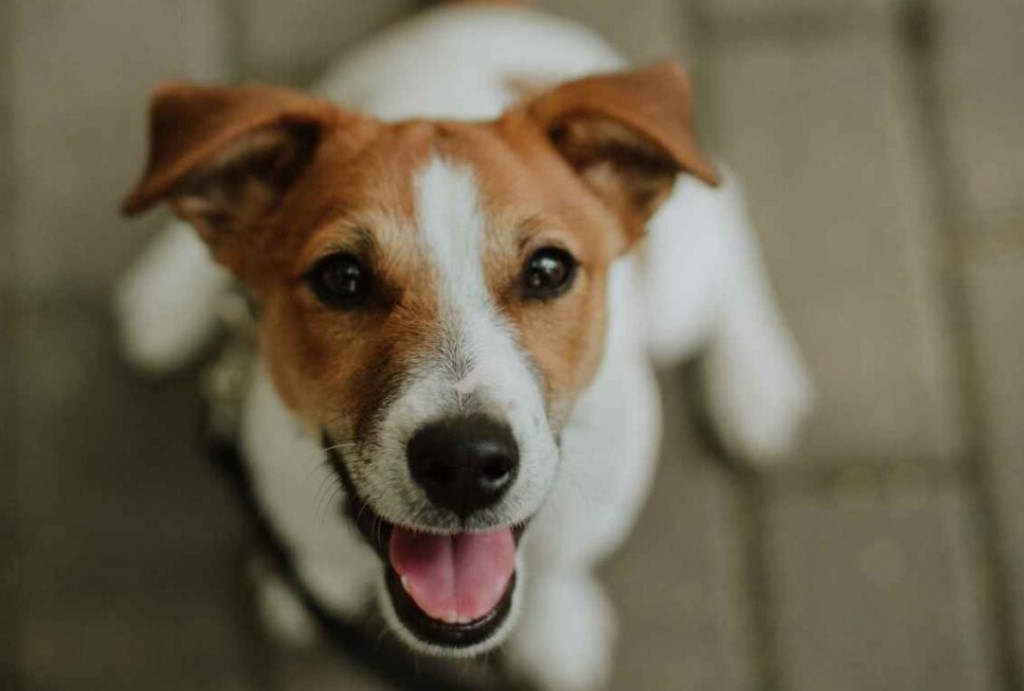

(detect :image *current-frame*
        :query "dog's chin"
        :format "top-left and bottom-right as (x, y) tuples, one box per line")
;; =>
(331, 456), (530, 655)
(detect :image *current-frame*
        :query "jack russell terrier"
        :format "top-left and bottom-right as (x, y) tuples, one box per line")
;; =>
(117, 1), (812, 688)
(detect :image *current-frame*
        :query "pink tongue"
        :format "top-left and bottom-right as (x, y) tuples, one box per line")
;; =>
(389, 527), (515, 623)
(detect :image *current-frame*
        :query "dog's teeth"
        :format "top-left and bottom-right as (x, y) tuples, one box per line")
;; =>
(400, 575), (411, 593)
(443, 610), (458, 624)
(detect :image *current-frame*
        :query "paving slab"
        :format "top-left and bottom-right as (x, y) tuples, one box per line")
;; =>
(929, 0), (1024, 674)
(708, 25), (964, 465)
(267, 645), (395, 691)
(236, 0), (419, 86)
(965, 247), (1024, 674)
(601, 373), (756, 691)
(15, 298), (255, 691)
(765, 473), (997, 691)
(934, 0), (1024, 246)
(279, 661), (402, 691)
(698, 0), (894, 31)
(10, 0), (231, 297)
(536, 0), (696, 64)
(1, 2), (19, 686)
(241, 0), (696, 88)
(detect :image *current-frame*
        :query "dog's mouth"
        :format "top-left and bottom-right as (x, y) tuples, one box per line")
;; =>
(385, 525), (521, 648)
(326, 444), (527, 649)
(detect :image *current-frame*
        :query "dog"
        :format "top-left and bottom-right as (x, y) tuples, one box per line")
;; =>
(116, 1), (812, 688)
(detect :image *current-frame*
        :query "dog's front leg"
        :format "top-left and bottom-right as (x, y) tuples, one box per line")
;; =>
(698, 175), (814, 462)
(115, 221), (232, 374)
(643, 171), (813, 462)
(250, 555), (319, 649)
(241, 366), (381, 643)
(504, 569), (616, 691)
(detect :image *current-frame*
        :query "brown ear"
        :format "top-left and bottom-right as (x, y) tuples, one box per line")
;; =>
(528, 62), (718, 239)
(122, 82), (339, 248)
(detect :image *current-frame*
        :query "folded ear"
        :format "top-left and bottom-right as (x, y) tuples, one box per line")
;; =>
(122, 82), (341, 249)
(528, 62), (719, 240)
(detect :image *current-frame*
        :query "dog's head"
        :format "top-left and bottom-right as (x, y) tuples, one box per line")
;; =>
(123, 63), (716, 655)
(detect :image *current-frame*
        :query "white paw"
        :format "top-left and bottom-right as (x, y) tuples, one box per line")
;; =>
(250, 561), (319, 649)
(114, 222), (230, 374)
(704, 318), (814, 463)
(505, 574), (615, 691)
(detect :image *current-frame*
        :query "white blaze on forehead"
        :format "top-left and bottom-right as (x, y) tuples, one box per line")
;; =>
(412, 155), (519, 397)
(414, 156), (490, 305)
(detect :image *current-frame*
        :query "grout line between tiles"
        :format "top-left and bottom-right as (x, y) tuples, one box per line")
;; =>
(899, 1), (1020, 688)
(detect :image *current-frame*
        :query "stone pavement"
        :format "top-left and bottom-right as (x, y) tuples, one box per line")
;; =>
(3, 1), (1022, 689)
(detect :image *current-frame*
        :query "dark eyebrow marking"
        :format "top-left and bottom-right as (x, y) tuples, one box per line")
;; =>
(290, 225), (378, 283)
(311, 225), (377, 261)
(516, 215), (548, 254)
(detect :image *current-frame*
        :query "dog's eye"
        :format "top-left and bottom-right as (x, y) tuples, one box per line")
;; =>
(522, 247), (577, 300)
(306, 253), (372, 308)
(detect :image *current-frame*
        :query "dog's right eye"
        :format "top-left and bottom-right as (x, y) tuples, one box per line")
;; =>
(521, 246), (577, 300)
(305, 253), (372, 309)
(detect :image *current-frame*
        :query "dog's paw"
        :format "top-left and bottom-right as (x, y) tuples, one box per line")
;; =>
(703, 322), (814, 464)
(504, 574), (615, 691)
(114, 222), (230, 374)
(250, 562), (319, 649)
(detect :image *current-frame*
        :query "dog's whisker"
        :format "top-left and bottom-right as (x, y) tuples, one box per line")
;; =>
(317, 483), (343, 525)
(321, 441), (359, 458)
(312, 479), (333, 512)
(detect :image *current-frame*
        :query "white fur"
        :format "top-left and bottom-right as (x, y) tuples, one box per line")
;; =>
(116, 3), (813, 689)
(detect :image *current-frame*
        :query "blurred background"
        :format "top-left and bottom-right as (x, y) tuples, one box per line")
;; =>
(2, 0), (1022, 689)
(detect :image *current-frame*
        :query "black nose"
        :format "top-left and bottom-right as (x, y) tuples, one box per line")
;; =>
(407, 414), (519, 519)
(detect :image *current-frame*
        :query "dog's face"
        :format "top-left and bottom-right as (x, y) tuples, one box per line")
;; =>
(124, 64), (715, 655)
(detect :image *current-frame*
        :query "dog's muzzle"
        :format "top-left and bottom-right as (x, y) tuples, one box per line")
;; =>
(324, 423), (529, 652)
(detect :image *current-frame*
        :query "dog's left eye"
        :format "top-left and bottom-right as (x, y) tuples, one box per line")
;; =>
(305, 253), (372, 308)
(522, 247), (577, 300)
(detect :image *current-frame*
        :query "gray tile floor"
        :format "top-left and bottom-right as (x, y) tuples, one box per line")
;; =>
(4, 1), (1022, 689)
